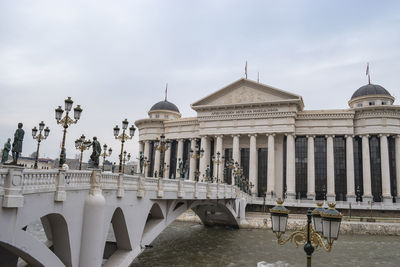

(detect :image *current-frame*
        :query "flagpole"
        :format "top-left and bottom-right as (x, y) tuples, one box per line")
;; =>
(245, 61), (248, 79)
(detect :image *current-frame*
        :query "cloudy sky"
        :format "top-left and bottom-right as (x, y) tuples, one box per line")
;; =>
(1, 0), (399, 163)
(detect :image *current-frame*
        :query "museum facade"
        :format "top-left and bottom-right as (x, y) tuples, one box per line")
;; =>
(135, 78), (400, 204)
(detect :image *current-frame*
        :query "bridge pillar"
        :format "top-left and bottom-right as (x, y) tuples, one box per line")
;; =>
(2, 166), (24, 208)
(79, 169), (106, 267)
(55, 170), (67, 202)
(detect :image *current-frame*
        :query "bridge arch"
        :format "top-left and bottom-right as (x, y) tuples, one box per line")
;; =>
(103, 207), (132, 261)
(141, 202), (165, 246)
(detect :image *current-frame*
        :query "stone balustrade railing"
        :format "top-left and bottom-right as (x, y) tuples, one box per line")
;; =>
(0, 166), (245, 208)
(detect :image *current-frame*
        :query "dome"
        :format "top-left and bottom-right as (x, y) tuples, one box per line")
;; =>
(351, 84), (391, 99)
(149, 100), (180, 113)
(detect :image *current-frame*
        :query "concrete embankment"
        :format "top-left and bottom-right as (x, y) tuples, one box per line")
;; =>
(176, 211), (400, 236)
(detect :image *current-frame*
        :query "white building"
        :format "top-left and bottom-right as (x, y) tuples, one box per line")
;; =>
(135, 78), (400, 205)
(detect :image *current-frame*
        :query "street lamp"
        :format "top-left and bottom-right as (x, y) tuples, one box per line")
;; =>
(114, 119), (135, 173)
(155, 134), (170, 178)
(270, 200), (342, 267)
(101, 144), (112, 171)
(55, 97), (82, 168)
(121, 150), (131, 174)
(31, 121), (50, 169)
(212, 151), (224, 183)
(75, 134), (91, 170)
(143, 157), (150, 177)
(190, 144), (204, 182)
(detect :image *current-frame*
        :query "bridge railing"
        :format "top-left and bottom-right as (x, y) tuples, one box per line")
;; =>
(0, 167), (251, 208)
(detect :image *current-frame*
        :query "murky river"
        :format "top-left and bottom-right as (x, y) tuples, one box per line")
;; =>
(131, 221), (400, 267)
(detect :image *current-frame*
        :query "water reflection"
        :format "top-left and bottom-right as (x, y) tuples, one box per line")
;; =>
(131, 221), (400, 267)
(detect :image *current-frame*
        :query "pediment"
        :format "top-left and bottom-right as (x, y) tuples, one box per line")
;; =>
(191, 79), (303, 109)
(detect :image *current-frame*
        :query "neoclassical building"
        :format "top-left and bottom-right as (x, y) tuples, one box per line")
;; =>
(135, 78), (400, 204)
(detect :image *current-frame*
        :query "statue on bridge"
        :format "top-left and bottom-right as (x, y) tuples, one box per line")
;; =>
(184, 160), (189, 179)
(205, 165), (211, 181)
(139, 151), (144, 174)
(1, 138), (11, 163)
(12, 123), (25, 165)
(89, 137), (101, 168)
(178, 158), (184, 178)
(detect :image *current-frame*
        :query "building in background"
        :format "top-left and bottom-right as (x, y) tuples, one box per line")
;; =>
(136, 78), (400, 205)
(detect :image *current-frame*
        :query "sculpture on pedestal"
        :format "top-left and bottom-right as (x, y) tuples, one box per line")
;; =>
(89, 137), (101, 168)
(1, 138), (11, 163)
(139, 151), (144, 174)
(12, 123), (25, 165)
(205, 165), (211, 181)
(178, 158), (184, 178)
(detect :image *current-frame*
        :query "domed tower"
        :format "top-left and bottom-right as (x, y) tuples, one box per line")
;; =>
(348, 83), (395, 108)
(148, 99), (181, 120)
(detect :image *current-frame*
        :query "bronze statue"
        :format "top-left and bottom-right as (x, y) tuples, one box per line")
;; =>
(112, 162), (116, 173)
(2, 138), (11, 163)
(178, 158), (184, 178)
(89, 137), (101, 168)
(205, 165), (211, 181)
(139, 151), (144, 174)
(12, 123), (25, 164)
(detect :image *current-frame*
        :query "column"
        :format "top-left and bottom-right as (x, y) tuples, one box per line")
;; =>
(249, 134), (258, 196)
(154, 148), (160, 178)
(176, 139), (184, 178)
(189, 138), (197, 181)
(286, 134), (296, 199)
(164, 144), (171, 179)
(307, 135), (315, 200)
(380, 134), (392, 204)
(362, 135), (373, 202)
(143, 140), (150, 177)
(395, 135), (400, 202)
(346, 135), (356, 202)
(267, 134), (275, 198)
(326, 135), (335, 202)
(199, 136), (210, 179)
(215, 135), (224, 182)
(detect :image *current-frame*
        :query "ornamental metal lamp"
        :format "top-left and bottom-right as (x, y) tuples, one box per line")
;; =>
(270, 200), (342, 267)
(155, 134), (170, 178)
(75, 134), (91, 170)
(32, 121), (50, 169)
(311, 202), (325, 234)
(101, 144), (112, 171)
(212, 151), (224, 183)
(321, 203), (342, 243)
(114, 119), (135, 173)
(55, 97), (82, 168)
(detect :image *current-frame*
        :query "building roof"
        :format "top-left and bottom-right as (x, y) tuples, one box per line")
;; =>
(149, 100), (180, 113)
(351, 84), (391, 99)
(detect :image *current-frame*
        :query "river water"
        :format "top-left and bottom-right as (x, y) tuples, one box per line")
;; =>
(131, 221), (400, 267)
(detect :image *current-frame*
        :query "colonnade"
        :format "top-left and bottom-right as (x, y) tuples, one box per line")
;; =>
(139, 134), (400, 204)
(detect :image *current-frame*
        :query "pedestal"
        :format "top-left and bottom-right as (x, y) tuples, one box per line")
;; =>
(2, 165), (24, 208)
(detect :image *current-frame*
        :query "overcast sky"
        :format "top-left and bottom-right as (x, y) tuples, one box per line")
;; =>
(1, 0), (399, 163)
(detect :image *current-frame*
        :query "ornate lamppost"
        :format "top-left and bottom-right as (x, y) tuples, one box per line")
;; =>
(101, 144), (112, 171)
(155, 134), (170, 178)
(270, 200), (342, 267)
(32, 121), (50, 169)
(75, 134), (91, 170)
(212, 151), (224, 183)
(143, 157), (150, 177)
(121, 150), (131, 174)
(114, 119), (135, 173)
(55, 97), (82, 168)
(190, 144), (204, 182)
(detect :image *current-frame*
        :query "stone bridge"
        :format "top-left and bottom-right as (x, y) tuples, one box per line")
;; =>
(0, 166), (250, 267)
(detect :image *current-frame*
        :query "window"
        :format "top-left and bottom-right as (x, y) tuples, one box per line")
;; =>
(388, 136), (397, 199)
(258, 148), (268, 197)
(155, 114), (160, 118)
(353, 136), (363, 201)
(357, 103), (363, 107)
(164, 115), (169, 118)
(370, 136), (382, 202)
(382, 101), (387, 105)
(369, 101), (375, 106)
(314, 137), (327, 200)
(334, 137), (346, 201)
(295, 136), (307, 199)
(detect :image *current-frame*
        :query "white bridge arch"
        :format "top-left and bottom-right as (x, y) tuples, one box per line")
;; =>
(0, 166), (249, 267)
